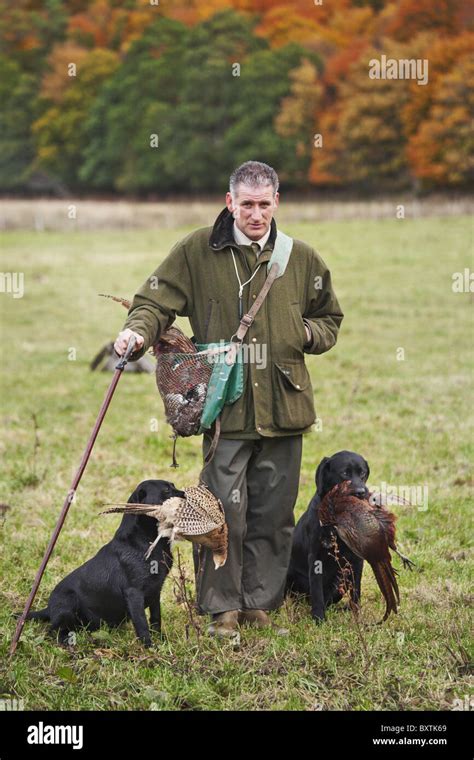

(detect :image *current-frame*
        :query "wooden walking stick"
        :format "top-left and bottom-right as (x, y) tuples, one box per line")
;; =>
(9, 336), (138, 656)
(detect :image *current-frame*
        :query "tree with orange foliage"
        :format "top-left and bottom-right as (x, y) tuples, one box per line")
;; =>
(0, 0), (67, 71)
(384, 0), (467, 42)
(1, 0), (474, 193)
(310, 36), (431, 190)
(67, 0), (156, 51)
(407, 52), (473, 187)
(401, 32), (474, 138)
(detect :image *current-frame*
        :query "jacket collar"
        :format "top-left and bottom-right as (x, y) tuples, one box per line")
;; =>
(209, 207), (277, 251)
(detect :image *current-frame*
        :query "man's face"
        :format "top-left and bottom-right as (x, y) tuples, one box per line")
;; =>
(226, 183), (279, 241)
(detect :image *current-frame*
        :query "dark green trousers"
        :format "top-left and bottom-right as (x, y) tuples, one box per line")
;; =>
(193, 434), (303, 615)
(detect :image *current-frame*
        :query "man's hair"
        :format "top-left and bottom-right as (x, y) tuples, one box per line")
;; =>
(229, 160), (279, 199)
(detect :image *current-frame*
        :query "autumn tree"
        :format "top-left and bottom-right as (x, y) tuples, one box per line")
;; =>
(311, 37), (431, 190)
(1, 0), (472, 194)
(32, 48), (119, 186)
(407, 52), (474, 188)
(0, 0), (68, 71)
(275, 57), (323, 184)
(67, 0), (157, 51)
(384, 0), (469, 42)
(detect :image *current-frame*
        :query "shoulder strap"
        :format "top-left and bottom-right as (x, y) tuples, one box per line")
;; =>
(225, 230), (293, 364)
(234, 230), (293, 342)
(233, 262), (279, 344)
(268, 230), (293, 278)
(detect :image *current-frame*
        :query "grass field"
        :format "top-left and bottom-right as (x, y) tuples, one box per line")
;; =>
(0, 213), (472, 711)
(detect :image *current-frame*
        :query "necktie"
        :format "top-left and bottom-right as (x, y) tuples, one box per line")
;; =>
(251, 242), (260, 257)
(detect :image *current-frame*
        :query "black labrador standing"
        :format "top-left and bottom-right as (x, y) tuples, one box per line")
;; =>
(286, 451), (370, 622)
(21, 480), (184, 647)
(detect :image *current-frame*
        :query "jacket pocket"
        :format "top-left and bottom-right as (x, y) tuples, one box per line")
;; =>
(272, 360), (316, 430)
(291, 302), (307, 349)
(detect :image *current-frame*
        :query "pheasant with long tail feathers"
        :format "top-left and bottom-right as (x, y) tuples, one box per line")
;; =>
(319, 481), (414, 622)
(102, 483), (228, 569)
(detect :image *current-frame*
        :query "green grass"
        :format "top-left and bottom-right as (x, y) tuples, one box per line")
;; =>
(0, 216), (472, 711)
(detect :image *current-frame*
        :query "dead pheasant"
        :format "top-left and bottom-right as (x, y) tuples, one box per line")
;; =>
(319, 481), (414, 622)
(102, 483), (227, 569)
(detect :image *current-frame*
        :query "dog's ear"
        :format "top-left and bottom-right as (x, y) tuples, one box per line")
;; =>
(315, 457), (330, 494)
(364, 458), (370, 481)
(128, 485), (147, 504)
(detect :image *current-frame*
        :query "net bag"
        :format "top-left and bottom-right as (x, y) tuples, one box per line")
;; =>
(155, 345), (214, 437)
(154, 327), (214, 438)
(153, 326), (243, 466)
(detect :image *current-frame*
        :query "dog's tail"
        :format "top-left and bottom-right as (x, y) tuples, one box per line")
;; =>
(18, 608), (50, 621)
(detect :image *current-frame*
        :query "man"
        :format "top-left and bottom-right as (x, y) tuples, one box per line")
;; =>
(114, 161), (343, 637)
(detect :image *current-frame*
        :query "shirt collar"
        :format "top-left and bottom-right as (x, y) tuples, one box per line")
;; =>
(233, 220), (271, 253)
(209, 208), (277, 251)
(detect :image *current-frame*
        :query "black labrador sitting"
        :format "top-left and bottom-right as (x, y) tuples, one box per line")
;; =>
(22, 480), (184, 647)
(286, 451), (370, 622)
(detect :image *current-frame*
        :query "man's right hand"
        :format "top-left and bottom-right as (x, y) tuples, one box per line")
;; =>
(114, 329), (145, 357)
